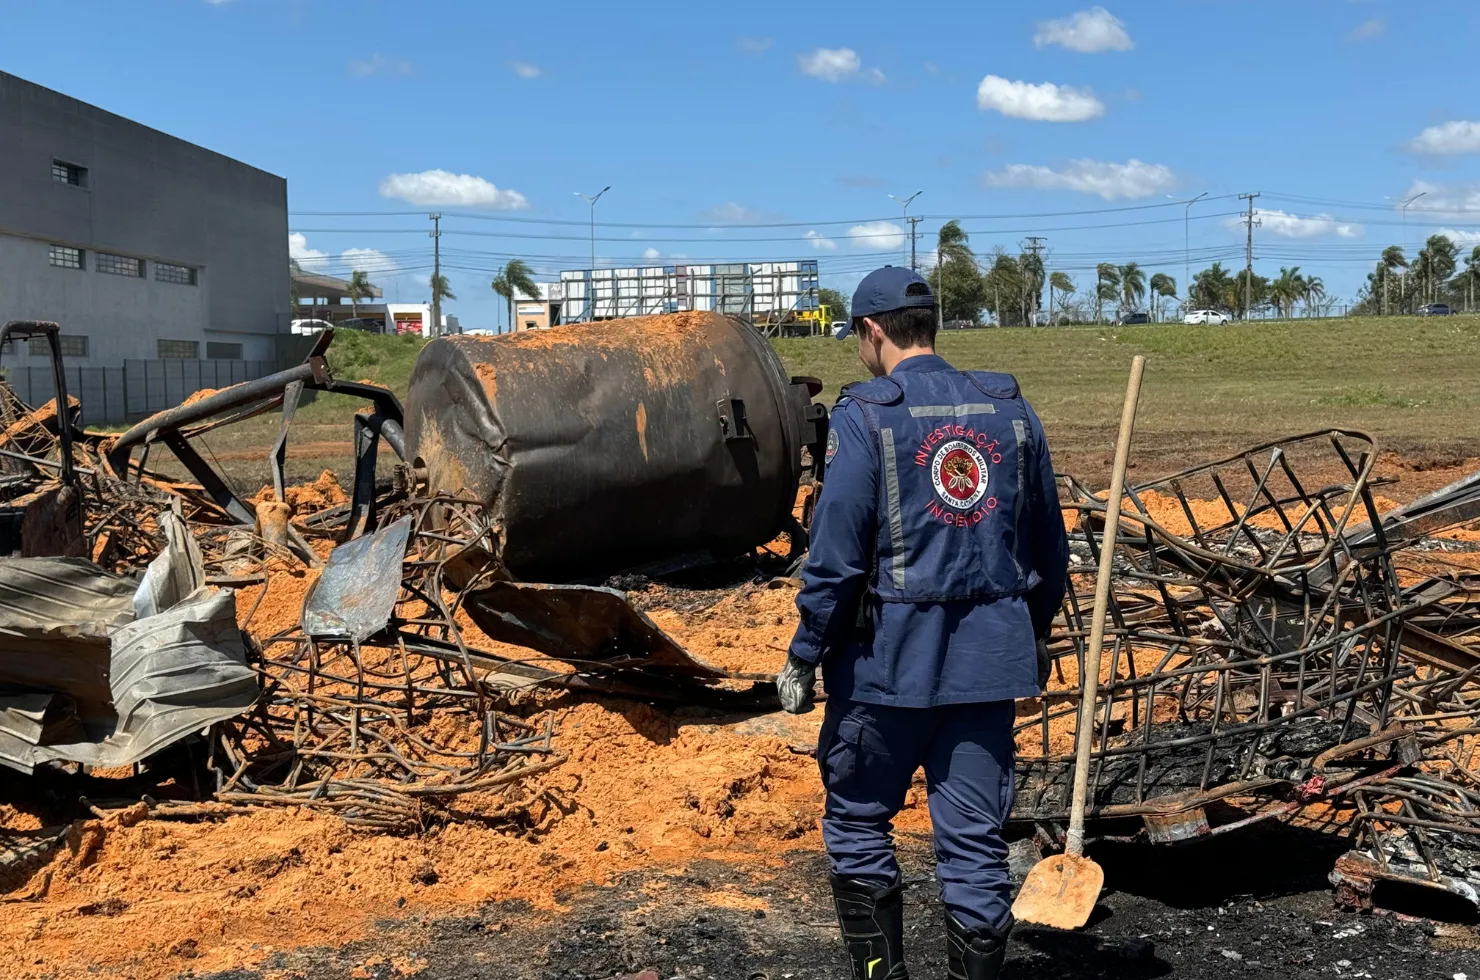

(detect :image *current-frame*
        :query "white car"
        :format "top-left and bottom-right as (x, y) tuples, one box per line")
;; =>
(1183, 309), (1230, 325)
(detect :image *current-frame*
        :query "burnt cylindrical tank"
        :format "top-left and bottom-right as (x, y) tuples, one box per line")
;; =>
(403, 312), (822, 582)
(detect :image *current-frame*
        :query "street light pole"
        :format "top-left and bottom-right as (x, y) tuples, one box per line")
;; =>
(889, 191), (923, 267)
(575, 186), (611, 321)
(1398, 191), (1426, 312)
(1170, 192), (1207, 305)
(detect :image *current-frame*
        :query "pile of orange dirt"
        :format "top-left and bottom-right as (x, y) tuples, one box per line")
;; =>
(0, 696), (856, 980)
(248, 468), (350, 518)
(1067, 489), (1404, 540)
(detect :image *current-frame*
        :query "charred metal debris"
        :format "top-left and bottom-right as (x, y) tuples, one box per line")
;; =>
(0, 318), (1478, 912)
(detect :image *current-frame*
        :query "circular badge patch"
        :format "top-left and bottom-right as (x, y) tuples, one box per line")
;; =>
(930, 440), (988, 510)
(825, 428), (840, 464)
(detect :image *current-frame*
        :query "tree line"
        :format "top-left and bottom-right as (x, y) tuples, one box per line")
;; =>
(1352, 236), (1480, 315)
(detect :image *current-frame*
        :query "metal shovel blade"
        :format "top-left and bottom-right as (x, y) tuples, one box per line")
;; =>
(1011, 851), (1104, 930)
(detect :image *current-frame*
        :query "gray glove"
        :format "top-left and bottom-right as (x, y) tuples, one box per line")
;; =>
(777, 654), (818, 714)
(1036, 639), (1052, 691)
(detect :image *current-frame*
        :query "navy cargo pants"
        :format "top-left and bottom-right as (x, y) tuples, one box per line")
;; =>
(818, 697), (1016, 932)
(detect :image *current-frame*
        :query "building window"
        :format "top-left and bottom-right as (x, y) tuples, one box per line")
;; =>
(95, 252), (144, 278)
(157, 339), (199, 359)
(28, 336), (89, 358)
(48, 245), (84, 270)
(206, 342), (243, 360)
(51, 160), (87, 187)
(154, 262), (196, 286)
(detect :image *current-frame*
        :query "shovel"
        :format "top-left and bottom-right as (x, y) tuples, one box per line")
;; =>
(1012, 354), (1146, 930)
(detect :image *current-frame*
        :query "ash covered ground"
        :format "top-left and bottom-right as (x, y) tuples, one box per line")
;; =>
(186, 828), (1478, 980)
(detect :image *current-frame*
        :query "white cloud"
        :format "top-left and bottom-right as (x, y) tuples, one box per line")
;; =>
(643, 247), (662, 260)
(289, 233), (327, 264)
(1221, 209), (1362, 239)
(1349, 17), (1385, 41)
(1436, 228), (1480, 246)
(1399, 180), (1480, 219)
(976, 75), (1104, 122)
(1033, 7), (1133, 53)
(698, 201), (778, 224)
(379, 169), (529, 209)
(847, 221), (907, 250)
(983, 159), (1175, 199)
(865, 67), (887, 85)
(737, 36), (773, 54)
(511, 61), (541, 79)
(1406, 120), (1480, 156)
(349, 53), (413, 77)
(805, 230), (837, 251)
(799, 47), (862, 82)
(342, 247), (399, 275)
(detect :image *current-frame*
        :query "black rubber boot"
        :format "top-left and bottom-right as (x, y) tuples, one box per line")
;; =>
(945, 909), (1012, 980)
(829, 874), (910, 980)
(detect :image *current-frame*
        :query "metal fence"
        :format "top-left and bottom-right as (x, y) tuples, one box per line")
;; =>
(2, 358), (276, 426)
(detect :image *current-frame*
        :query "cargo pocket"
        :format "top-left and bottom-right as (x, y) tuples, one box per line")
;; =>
(819, 711), (863, 792)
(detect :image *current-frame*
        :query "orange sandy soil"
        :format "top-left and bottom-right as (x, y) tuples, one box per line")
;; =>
(2, 466), (1476, 979)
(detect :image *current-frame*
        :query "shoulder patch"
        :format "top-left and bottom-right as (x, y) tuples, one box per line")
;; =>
(825, 428), (840, 465)
(844, 376), (904, 405)
(963, 371), (1020, 400)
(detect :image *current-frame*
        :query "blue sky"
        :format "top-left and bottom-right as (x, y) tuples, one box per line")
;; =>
(5, 0), (1479, 327)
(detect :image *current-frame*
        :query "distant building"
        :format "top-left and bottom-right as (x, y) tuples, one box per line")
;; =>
(508, 282), (561, 331)
(0, 71), (289, 366)
(291, 270), (459, 337)
(548, 261), (826, 336)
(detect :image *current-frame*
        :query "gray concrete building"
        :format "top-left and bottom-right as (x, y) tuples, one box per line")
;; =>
(0, 71), (288, 368)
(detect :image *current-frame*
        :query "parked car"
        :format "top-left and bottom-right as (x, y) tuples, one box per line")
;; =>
(1183, 309), (1231, 325)
(289, 318), (334, 335)
(1417, 303), (1453, 316)
(1115, 312), (1151, 325)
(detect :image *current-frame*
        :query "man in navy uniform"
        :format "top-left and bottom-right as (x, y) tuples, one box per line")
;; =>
(778, 266), (1068, 980)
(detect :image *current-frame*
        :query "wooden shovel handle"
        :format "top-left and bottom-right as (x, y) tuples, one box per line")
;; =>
(1065, 355), (1146, 858)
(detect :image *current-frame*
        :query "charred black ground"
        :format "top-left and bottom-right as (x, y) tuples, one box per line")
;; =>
(188, 832), (1477, 980)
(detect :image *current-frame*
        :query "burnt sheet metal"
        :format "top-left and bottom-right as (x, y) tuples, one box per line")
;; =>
(0, 544), (256, 773)
(0, 557), (135, 635)
(462, 581), (729, 678)
(301, 516), (412, 641)
(133, 511), (204, 620)
(3, 589), (255, 773)
(402, 313), (821, 582)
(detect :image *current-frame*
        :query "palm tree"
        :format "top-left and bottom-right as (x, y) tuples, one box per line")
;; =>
(1417, 234), (1458, 304)
(1095, 263), (1120, 323)
(1149, 273), (1176, 322)
(1048, 271), (1074, 325)
(1463, 246), (1480, 312)
(1269, 266), (1306, 319)
(1380, 246), (1408, 315)
(1302, 275), (1325, 317)
(936, 220), (974, 266)
(345, 269), (374, 319)
(491, 259), (539, 332)
(1190, 263), (1234, 312)
(432, 274), (457, 303)
(1118, 262), (1146, 315)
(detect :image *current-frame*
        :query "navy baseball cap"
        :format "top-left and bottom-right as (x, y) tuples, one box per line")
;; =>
(837, 266), (935, 339)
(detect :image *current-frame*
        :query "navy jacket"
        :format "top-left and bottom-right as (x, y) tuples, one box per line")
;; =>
(789, 354), (1068, 708)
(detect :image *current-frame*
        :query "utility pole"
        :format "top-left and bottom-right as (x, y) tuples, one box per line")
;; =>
(575, 186), (611, 321)
(907, 216), (923, 270)
(889, 191), (923, 267)
(1239, 192), (1261, 319)
(429, 213), (442, 337)
(1023, 236), (1047, 326)
(936, 238), (945, 332)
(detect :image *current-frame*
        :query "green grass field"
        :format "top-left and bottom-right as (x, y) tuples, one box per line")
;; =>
(184, 316), (1480, 490)
(774, 316), (1480, 477)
